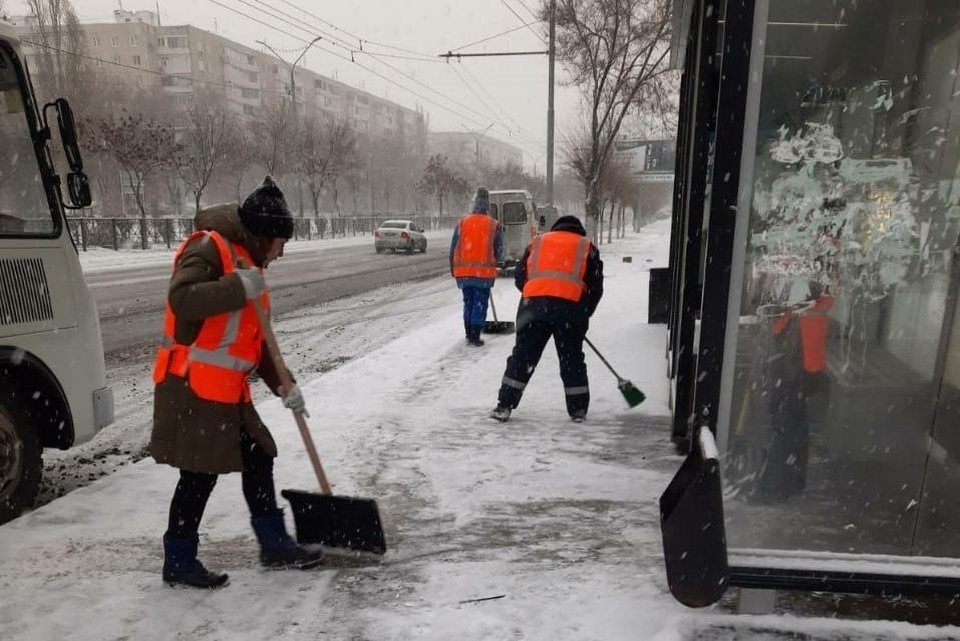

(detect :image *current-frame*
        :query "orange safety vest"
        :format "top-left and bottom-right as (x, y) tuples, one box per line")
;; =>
(798, 295), (833, 373)
(522, 231), (591, 302)
(152, 230), (269, 404)
(452, 214), (499, 279)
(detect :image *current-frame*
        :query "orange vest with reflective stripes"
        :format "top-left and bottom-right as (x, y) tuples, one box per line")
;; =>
(522, 231), (591, 302)
(152, 230), (269, 404)
(452, 214), (498, 279)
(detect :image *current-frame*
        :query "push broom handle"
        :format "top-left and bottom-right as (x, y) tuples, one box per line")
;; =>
(240, 263), (333, 495)
(488, 292), (500, 322)
(583, 336), (624, 382)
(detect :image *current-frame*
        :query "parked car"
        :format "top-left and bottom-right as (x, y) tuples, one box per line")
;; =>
(374, 219), (427, 254)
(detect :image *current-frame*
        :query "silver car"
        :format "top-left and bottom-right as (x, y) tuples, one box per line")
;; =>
(374, 219), (427, 254)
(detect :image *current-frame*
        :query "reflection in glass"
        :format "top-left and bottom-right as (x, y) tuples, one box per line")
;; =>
(722, 0), (960, 557)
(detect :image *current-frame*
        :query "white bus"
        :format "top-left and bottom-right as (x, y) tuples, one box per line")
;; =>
(0, 22), (113, 523)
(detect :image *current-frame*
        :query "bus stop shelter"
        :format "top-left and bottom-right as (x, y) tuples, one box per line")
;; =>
(659, 0), (960, 610)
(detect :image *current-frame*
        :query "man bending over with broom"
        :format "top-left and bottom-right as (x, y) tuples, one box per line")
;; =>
(150, 176), (323, 589)
(491, 215), (603, 423)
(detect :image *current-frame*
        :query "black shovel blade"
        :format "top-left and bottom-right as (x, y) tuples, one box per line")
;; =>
(281, 489), (387, 555)
(483, 321), (516, 334)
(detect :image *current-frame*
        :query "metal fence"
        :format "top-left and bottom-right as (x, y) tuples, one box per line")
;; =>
(66, 215), (461, 251)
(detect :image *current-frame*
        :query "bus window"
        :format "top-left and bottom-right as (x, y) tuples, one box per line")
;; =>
(0, 52), (52, 236)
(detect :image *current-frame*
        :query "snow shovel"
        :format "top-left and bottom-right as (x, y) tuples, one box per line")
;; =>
(482, 292), (515, 334)
(246, 279), (387, 555)
(583, 336), (646, 408)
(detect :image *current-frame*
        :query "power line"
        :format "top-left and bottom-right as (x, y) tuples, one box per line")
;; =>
(499, 0), (546, 44)
(233, 0), (354, 54)
(274, 0), (439, 62)
(514, 0), (542, 21)
(206, 0), (501, 132)
(459, 62), (526, 133)
(449, 22), (538, 53)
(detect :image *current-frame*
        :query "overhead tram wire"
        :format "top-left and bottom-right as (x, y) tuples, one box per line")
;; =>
(449, 22), (538, 53)
(214, 0), (536, 147)
(207, 0), (498, 131)
(458, 62), (527, 133)
(499, 0), (547, 44)
(274, 0), (439, 62)
(448, 64), (543, 156)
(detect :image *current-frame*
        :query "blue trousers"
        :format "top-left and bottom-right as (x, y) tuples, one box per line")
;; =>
(461, 286), (490, 330)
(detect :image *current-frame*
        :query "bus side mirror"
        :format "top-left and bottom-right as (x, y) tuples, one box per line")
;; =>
(54, 98), (84, 173)
(68, 172), (92, 208)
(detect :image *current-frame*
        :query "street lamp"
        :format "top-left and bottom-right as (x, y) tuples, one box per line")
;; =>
(257, 36), (322, 217)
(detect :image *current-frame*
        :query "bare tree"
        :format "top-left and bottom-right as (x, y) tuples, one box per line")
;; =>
(416, 154), (467, 217)
(297, 116), (358, 218)
(81, 112), (177, 245)
(24, 0), (90, 103)
(549, 0), (673, 235)
(251, 100), (291, 177)
(176, 94), (240, 213)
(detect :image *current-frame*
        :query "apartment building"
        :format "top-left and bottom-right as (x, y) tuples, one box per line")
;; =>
(11, 9), (426, 143)
(427, 131), (524, 175)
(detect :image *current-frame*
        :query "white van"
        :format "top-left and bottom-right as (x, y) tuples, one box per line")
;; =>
(489, 189), (538, 271)
(0, 23), (113, 523)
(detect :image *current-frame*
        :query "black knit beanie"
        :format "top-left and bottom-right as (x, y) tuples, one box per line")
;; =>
(472, 186), (490, 214)
(240, 176), (294, 239)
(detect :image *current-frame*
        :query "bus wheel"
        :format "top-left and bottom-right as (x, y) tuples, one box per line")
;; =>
(0, 402), (42, 525)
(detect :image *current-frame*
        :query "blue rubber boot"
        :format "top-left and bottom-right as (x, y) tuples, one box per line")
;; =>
(251, 511), (324, 570)
(162, 533), (229, 589)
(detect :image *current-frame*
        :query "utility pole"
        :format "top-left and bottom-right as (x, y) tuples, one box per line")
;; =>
(257, 37), (322, 217)
(439, 16), (558, 204)
(461, 123), (495, 184)
(547, 0), (556, 205)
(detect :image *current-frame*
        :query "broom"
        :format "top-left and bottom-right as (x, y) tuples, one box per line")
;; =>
(584, 336), (646, 408)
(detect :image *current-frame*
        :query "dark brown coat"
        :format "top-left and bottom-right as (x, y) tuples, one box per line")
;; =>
(150, 204), (285, 474)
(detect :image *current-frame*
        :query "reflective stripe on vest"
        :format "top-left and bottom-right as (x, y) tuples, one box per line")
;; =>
(453, 214), (498, 279)
(522, 232), (590, 302)
(152, 230), (268, 403)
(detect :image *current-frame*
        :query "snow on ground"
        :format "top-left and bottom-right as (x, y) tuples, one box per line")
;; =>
(4, 220), (959, 640)
(78, 229), (451, 273)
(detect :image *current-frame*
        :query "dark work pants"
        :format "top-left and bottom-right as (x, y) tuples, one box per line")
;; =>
(497, 313), (589, 416)
(166, 430), (278, 539)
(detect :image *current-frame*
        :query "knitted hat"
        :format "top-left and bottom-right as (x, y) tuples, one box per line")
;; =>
(239, 176), (293, 239)
(472, 186), (490, 214)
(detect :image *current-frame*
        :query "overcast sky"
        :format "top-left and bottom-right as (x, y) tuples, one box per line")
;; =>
(16, 0), (587, 172)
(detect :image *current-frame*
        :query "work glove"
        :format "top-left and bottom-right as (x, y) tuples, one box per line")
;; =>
(235, 268), (265, 300)
(282, 384), (309, 417)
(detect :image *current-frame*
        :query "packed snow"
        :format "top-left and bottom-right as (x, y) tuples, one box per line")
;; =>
(3, 220), (959, 640)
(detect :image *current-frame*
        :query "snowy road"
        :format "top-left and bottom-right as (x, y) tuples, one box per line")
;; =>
(87, 233), (452, 355)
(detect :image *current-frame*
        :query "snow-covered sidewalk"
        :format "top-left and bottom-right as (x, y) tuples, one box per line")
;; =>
(3, 221), (957, 640)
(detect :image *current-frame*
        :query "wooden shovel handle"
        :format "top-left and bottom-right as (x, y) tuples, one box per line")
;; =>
(240, 262), (332, 495)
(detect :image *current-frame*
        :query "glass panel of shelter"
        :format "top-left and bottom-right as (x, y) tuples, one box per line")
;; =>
(717, 0), (960, 557)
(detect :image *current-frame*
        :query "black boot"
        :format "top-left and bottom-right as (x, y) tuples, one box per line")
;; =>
(252, 511), (324, 570)
(464, 320), (472, 342)
(467, 325), (485, 346)
(162, 533), (229, 589)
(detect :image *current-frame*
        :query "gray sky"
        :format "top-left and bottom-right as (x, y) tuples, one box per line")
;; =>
(23, 0), (586, 172)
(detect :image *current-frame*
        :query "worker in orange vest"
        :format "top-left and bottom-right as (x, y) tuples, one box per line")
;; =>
(150, 177), (322, 589)
(450, 186), (503, 346)
(761, 280), (834, 501)
(491, 216), (604, 423)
